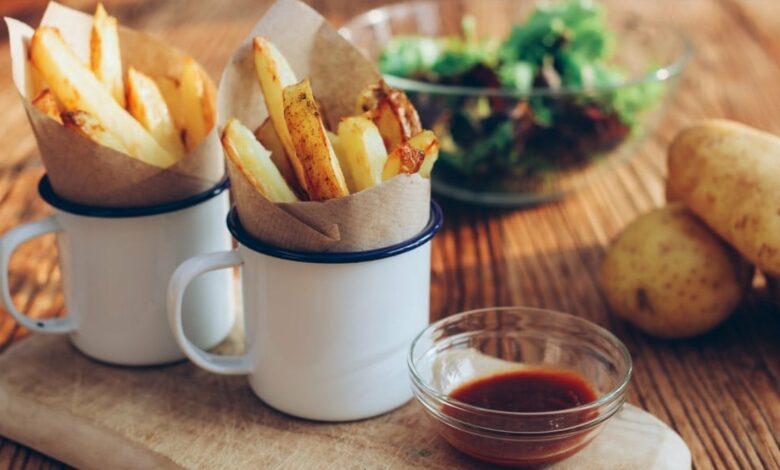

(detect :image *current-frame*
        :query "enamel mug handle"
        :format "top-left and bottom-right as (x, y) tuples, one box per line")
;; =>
(168, 250), (251, 375)
(0, 216), (75, 334)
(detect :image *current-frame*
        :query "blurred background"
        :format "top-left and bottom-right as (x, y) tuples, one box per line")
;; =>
(0, 1), (778, 468)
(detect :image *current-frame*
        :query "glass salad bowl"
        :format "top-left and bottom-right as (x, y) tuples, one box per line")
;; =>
(340, 0), (692, 207)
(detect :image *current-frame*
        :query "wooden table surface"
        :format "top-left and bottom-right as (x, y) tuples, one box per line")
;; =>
(0, 0), (779, 468)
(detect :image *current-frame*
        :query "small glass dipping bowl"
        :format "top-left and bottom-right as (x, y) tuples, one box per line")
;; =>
(408, 307), (632, 467)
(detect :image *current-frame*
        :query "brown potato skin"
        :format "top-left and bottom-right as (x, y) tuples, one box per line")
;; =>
(283, 79), (348, 201)
(356, 81), (422, 151)
(601, 204), (749, 339)
(667, 119), (780, 276)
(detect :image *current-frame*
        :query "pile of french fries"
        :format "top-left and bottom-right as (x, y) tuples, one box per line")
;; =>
(28, 3), (215, 168)
(222, 37), (440, 202)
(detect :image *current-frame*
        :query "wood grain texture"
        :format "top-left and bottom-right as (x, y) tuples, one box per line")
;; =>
(0, 335), (691, 470)
(0, 0), (777, 468)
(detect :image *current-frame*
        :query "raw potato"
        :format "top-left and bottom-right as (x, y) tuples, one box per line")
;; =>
(90, 3), (125, 107)
(667, 119), (780, 277)
(282, 78), (348, 201)
(601, 204), (748, 339)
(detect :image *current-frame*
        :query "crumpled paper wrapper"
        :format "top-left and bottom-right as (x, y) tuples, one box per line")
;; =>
(218, 0), (431, 252)
(5, 2), (224, 207)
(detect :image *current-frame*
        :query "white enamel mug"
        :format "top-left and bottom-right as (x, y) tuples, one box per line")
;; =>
(168, 203), (443, 421)
(0, 176), (235, 366)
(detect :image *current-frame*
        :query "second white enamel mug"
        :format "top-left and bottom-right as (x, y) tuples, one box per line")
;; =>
(168, 202), (442, 421)
(0, 176), (235, 366)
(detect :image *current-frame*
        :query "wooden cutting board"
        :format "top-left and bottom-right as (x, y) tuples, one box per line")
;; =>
(0, 334), (690, 469)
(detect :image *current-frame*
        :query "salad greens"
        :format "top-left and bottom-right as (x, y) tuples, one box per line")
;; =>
(378, 0), (665, 189)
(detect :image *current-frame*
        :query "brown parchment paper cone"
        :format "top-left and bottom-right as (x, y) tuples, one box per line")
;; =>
(218, 0), (431, 252)
(6, 2), (224, 208)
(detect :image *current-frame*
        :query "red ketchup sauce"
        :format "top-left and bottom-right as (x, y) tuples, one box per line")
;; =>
(440, 369), (599, 467)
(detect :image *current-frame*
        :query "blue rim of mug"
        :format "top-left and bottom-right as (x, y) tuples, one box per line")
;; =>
(227, 200), (443, 264)
(38, 175), (230, 218)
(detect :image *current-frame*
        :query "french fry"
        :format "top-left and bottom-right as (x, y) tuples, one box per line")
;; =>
(156, 76), (184, 128)
(90, 3), (125, 107)
(253, 37), (307, 192)
(373, 101), (407, 151)
(27, 61), (49, 99)
(283, 79), (348, 200)
(61, 110), (128, 155)
(326, 130), (342, 159)
(325, 130), (347, 185)
(31, 27), (176, 167)
(336, 116), (387, 192)
(222, 118), (297, 203)
(356, 81), (422, 151)
(412, 130), (439, 178)
(31, 89), (62, 124)
(179, 57), (215, 151)
(382, 130), (439, 180)
(126, 67), (185, 158)
(254, 118), (300, 195)
(382, 143), (424, 181)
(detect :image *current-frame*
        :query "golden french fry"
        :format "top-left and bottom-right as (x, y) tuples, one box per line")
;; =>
(61, 110), (128, 154)
(126, 67), (185, 158)
(31, 89), (62, 124)
(179, 57), (214, 150)
(253, 37), (307, 192)
(155, 76), (184, 128)
(336, 116), (387, 192)
(382, 143), (425, 181)
(201, 70), (217, 134)
(27, 60), (49, 98)
(222, 118), (297, 203)
(382, 130), (439, 180)
(90, 3), (125, 107)
(31, 27), (176, 167)
(326, 130), (342, 157)
(412, 130), (439, 178)
(356, 81), (422, 151)
(373, 101), (405, 151)
(283, 79), (348, 200)
(255, 118), (300, 195)
(325, 130), (346, 184)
